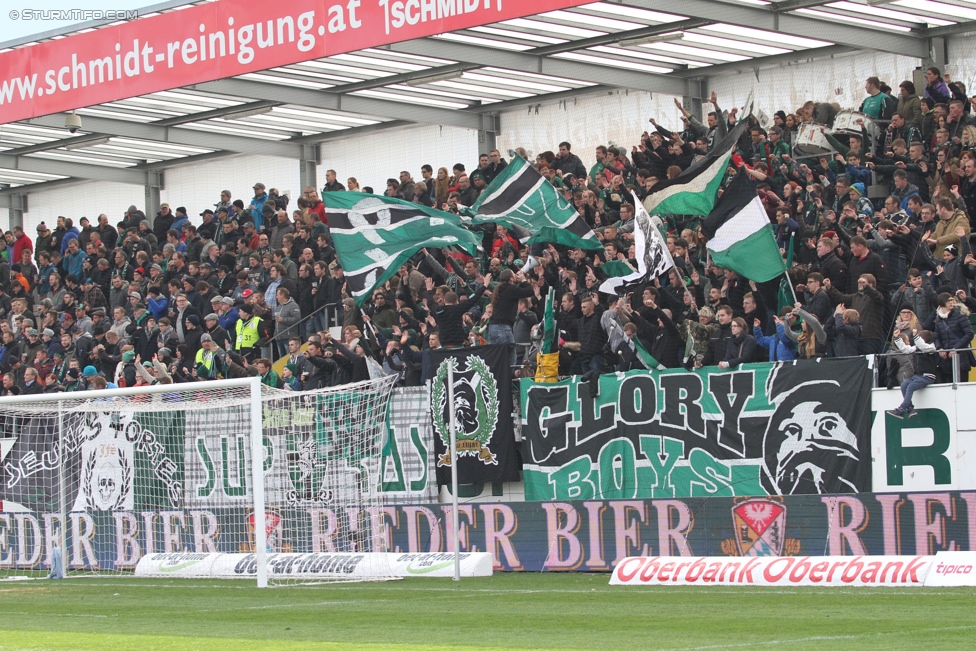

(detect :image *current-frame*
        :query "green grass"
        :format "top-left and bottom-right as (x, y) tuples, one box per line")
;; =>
(0, 574), (974, 650)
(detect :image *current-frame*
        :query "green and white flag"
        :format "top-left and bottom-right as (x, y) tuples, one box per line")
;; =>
(642, 102), (752, 217)
(324, 193), (481, 306)
(633, 336), (666, 371)
(464, 155), (603, 251)
(701, 167), (786, 283)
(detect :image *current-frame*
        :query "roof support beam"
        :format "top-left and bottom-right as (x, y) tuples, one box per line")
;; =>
(26, 113), (301, 158)
(465, 85), (619, 113)
(626, 0), (927, 58)
(530, 18), (712, 56)
(771, 0), (838, 12)
(191, 79), (495, 131)
(330, 64), (480, 94)
(920, 21), (976, 39)
(294, 120), (415, 144)
(0, 178), (87, 197)
(385, 39), (694, 96)
(0, 153), (146, 184)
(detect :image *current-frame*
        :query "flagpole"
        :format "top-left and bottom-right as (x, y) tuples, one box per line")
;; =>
(447, 361), (461, 582)
(785, 232), (798, 307)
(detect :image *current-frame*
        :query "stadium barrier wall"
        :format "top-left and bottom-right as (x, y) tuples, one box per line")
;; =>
(4, 491), (974, 572)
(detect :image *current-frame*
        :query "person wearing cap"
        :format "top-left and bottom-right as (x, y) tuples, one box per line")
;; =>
(218, 296), (240, 332)
(34, 222), (56, 266)
(250, 183), (269, 234)
(193, 333), (226, 380)
(203, 311), (229, 350)
(768, 125), (790, 160)
(152, 203), (175, 244)
(21, 328), (45, 369)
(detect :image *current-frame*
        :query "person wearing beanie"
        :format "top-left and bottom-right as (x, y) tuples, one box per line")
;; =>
(848, 182), (875, 219)
(281, 362), (302, 391)
(233, 302), (263, 362)
(63, 366), (85, 392)
(116, 349), (138, 388)
(183, 313), (203, 358)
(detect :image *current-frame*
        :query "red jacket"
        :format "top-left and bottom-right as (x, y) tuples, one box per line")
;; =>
(12, 233), (32, 265)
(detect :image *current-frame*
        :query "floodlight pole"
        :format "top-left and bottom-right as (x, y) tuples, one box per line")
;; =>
(447, 362), (461, 582)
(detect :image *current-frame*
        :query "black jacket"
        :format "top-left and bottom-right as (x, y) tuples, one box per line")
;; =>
(702, 322), (733, 366)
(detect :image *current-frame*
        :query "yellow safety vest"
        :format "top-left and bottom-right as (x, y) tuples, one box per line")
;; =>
(195, 348), (214, 371)
(236, 316), (261, 350)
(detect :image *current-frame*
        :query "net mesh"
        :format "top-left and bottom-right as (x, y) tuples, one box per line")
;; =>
(0, 376), (397, 585)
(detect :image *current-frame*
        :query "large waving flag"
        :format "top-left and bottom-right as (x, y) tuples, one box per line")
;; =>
(463, 155), (603, 251)
(701, 167), (786, 283)
(642, 101), (753, 218)
(599, 191), (674, 294)
(324, 193), (482, 306)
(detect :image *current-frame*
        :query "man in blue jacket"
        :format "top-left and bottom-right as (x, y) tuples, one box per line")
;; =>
(249, 182), (269, 234)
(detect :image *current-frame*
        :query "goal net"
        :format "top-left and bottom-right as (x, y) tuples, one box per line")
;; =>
(0, 375), (398, 586)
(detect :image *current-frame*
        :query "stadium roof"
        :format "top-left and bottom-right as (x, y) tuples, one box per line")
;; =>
(1, 0), (973, 197)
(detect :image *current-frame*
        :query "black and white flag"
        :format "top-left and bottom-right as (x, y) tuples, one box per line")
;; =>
(599, 190), (674, 294)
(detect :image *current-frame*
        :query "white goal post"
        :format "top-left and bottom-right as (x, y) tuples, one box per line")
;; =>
(0, 375), (398, 586)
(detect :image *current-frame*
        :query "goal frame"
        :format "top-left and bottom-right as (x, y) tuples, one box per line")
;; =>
(0, 377), (268, 587)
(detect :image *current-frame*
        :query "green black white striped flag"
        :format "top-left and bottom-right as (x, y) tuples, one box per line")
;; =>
(701, 166), (786, 283)
(642, 100), (752, 217)
(633, 336), (666, 371)
(323, 193), (482, 306)
(463, 155), (603, 251)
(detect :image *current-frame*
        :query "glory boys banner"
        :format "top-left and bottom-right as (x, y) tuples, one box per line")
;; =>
(519, 358), (872, 501)
(0, 0), (592, 124)
(428, 345), (520, 486)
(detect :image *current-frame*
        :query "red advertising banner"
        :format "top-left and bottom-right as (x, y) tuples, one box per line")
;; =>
(0, 0), (591, 124)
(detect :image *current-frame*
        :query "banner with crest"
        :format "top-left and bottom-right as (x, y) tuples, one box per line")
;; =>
(428, 344), (520, 486)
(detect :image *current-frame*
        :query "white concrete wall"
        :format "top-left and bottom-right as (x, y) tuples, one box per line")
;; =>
(706, 50), (923, 122)
(19, 182), (143, 236)
(319, 124), (479, 191)
(159, 154), (299, 215)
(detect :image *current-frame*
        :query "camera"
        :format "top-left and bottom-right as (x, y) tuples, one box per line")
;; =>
(65, 112), (82, 134)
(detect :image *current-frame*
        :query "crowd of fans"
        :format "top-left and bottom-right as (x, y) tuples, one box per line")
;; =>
(2, 65), (976, 395)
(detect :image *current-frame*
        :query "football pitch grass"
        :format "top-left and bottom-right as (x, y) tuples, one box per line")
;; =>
(0, 573), (974, 650)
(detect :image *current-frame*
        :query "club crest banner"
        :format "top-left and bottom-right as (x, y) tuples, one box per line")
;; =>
(519, 358), (872, 501)
(429, 345), (520, 486)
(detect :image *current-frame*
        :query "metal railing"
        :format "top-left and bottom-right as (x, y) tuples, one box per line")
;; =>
(873, 346), (975, 391)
